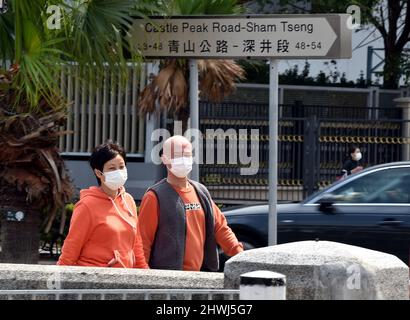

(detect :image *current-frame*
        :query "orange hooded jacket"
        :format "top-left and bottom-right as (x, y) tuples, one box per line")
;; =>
(57, 186), (148, 268)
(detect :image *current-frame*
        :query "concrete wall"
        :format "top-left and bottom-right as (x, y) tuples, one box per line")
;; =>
(0, 264), (223, 290)
(225, 241), (409, 300)
(0, 241), (408, 300)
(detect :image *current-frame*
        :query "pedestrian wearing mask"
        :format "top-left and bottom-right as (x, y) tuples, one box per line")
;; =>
(138, 135), (243, 271)
(57, 141), (148, 269)
(336, 145), (364, 180)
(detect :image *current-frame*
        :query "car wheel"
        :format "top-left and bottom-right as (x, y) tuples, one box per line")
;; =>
(237, 235), (259, 251)
(241, 240), (256, 251)
(218, 235), (258, 272)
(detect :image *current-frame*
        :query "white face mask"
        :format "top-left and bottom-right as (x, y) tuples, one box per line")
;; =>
(102, 168), (128, 190)
(170, 157), (193, 178)
(354, 152), (362, 161)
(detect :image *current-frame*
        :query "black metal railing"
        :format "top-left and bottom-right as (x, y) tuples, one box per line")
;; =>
(199, 101), (409, 204)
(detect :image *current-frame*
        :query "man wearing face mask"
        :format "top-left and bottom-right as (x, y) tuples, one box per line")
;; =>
(138, 135), (243, 271)
(57, 141), (148, 269)
(336, 144), (364, 180)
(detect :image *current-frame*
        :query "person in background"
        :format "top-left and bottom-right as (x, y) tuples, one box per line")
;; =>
(57, 141), (148, 269)
(138, 135), (243, 272)
(336, 145), (364, 180)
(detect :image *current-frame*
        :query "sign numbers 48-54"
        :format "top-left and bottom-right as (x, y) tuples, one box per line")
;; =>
(295, 42), (322, 50)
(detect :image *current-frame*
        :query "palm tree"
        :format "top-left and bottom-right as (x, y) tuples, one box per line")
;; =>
(0, 0), (148, 263)
(138, 0), (246, 117)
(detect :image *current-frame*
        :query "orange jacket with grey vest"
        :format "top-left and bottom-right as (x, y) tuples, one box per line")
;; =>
(138, 179), (243, 271)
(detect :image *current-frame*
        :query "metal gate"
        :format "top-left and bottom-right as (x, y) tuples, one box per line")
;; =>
(199, 101), (410, 203)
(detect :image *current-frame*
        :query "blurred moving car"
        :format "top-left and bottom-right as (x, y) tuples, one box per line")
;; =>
(221, 161), (410, 269)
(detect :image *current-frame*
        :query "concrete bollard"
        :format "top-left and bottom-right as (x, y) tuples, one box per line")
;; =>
(239, 270), (286, 300)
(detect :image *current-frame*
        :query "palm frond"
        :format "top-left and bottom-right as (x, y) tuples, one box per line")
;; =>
(166, 0), (244, 15)
(199, 59), (245, 102)
(62, 0), (135, 77)
(203, 0), (245, 14)
(139, 59), (188, 115)
(173, 0), (205, 14)
(13, 33), (67, 110)
(132, 0), (169, 16)
(0, 106), (74, 224)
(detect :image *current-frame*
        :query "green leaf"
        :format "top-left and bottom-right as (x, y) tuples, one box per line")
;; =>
(23, 20), (42, 55)
(3, 0), (150, 111)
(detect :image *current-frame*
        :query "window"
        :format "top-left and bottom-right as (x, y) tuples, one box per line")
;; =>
(319, 167), (410, 204)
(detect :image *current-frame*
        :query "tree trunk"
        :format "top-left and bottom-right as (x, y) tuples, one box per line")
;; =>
(383, 49), (401, 89)
(0, 188), (41, 264)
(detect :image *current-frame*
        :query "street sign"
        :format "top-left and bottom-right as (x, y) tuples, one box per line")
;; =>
(129, 15), (352, 59)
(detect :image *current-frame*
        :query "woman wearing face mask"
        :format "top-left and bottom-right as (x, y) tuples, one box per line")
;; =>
(336, 145), (364, 180)
(57, 141), (148, 269)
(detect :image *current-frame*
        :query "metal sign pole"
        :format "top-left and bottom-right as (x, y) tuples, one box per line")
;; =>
(268, 59), (279, 246)
(189, 59), (200, 182)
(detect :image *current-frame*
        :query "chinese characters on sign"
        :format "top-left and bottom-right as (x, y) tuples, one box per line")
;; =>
(129, 15), (351, 59)
(137, 39), (322, 55)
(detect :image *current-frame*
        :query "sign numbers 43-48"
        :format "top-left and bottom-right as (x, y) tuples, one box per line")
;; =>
(137, 42), (163, 51)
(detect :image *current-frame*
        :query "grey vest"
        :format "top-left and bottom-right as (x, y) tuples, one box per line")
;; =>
(147, 179), (219, 271)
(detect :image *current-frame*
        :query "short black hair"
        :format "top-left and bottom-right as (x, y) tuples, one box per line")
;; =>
(348, 144), (359, 155)
(89, 141), (127, 185)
